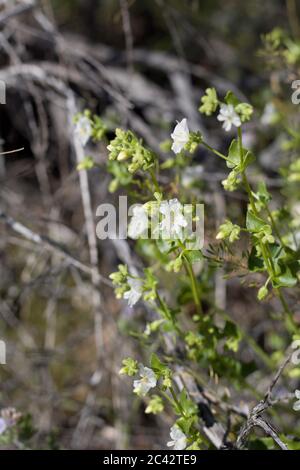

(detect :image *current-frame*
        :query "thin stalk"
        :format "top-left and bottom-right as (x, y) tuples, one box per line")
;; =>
(266, 205), (286, 248)
(237, 128), (297, 334)
(169, 386), (186, 417)
(202, 141), (228, 160)
(277, 289), (298, 333)
(177, 240), (203, 314)
(156, 291), (173, 323)
(149, 167), (161, 193)
(183, 256), (202, 311)
(215, 306), (274, 370)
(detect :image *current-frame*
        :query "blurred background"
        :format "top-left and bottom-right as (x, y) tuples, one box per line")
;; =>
(0, 0), (299, 449)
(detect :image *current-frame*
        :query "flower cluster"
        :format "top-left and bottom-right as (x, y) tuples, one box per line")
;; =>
(128, 197), (194, 246)
(74, 110), (107, 147)
(109, 265), (157, 307)
(107, 128), (155, 174)
(119, 355), (195, 449)
(101, 82), (299, 450)
(216, 220), (241, 243)
(199, 88), (253, 132)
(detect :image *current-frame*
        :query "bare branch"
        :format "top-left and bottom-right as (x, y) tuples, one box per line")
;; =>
(236, 350), (293, 450)
(0, 209), (111, 287)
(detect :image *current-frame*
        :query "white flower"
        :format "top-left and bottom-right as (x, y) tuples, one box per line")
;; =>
(75, 116), (92, 146)
(0, 418), (7, 435)
(171, 118), (190, 154)
(217, 104), (241, 132)
(261, 103), (276, 126)
(123, 278), (143, 307)
(159, 198), (188, 239)
(293, 390), (300, 411)
(133, 365), (157, 396)
(128, 205), (149, 239)
(167, 425), (187, 450)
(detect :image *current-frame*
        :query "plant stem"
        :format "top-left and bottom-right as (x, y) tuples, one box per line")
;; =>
(237, 128), (297, 334)
(169, 386), (186, 417)
(266, 205), (286, 248)
(149, 167), (161, 193)
(178, 240), (203, 314)
(277, 288), (298, 333)
(202, 141), (228, 160)
(215, 306), (274, 369)
(156, 292), (170, 319)
(183, 255), (203, 314)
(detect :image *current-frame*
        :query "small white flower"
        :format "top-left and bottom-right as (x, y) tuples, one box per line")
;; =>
(0, 418), (7, 435)
(217, 104), (241, 132)
(167, 425), (187, 450)
(75, 116), (92, 147)
(133, 365), (157, 396)
(293, 390), (300, 411)
(261, 103), (276, 126)
(128, 205), (149, 239)
(123, 278), (143, 307)
(160, 198), (188, 239)
(171, 118), (190, 154)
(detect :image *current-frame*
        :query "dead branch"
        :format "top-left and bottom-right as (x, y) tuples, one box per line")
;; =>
(0, 209), (111, 287)
(236, 351), (293, 450)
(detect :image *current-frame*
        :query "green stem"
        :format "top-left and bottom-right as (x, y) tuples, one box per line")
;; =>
(149, 167), (161, 193)
(286, 0), (300, 39)
(177, 241), (203, 314)
(277, 288), (298, 333)
(215, 306), (274, 369)
(202, 141), (228, 160)
(183, 261), (203, 315)
(266, 205), (286, 248)
(156, 292), (182, 335)
(156, 292), (171, 319)
(170, 386), (186, 417)
(237, 128), (297, 335)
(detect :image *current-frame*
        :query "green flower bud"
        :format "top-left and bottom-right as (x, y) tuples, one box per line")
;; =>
(76, 156), (95, 171)
(119, 357), (138, 376)
(235, 103), (254, 123)
(145, 395), (164, 415)
(257, 285), (268, 301)
(199, 88), (218, 116)
(216, 220), (241, 243)
(222, 170), (239, 191)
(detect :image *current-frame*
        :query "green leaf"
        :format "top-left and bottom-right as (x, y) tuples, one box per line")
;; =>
(243, 150), (256, 169)
(185, 250), (203, 264)
(150, 353), (164, 371)
(226, 140), (240, 168)
(150, 353), (170, 378)
(248, 247), (265, 272)
(272, 267), (298, 288)
(223, 321), (241, 352)
(178, 389), (198, 417)
(246, 210), (266, 232)
(256, 181), (271, 204)
(224, 91), (240, 107)
(226, 140), (255, 170)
